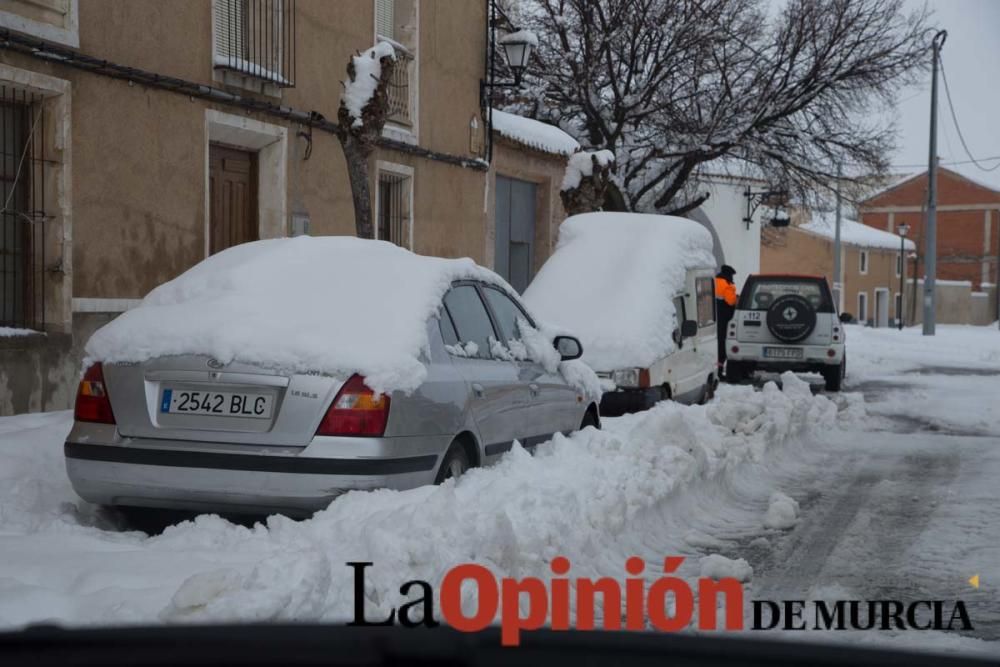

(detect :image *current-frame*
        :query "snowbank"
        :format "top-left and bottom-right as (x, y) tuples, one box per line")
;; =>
(491, 109), (579, 156)
(561, 150), (615, 191)
(801, 212), (915, 251)
(523, 213), (716, 371)
(341, 41), (395, 129)
(0, 374), (851, 629)
(84, 236), (501, 394)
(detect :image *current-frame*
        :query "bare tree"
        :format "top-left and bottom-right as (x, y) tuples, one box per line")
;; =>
(502, 0), (930, 215)
(336, 44), (397, 239)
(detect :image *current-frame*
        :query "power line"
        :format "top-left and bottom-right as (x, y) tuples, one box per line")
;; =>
(938, 54), (1000, 172)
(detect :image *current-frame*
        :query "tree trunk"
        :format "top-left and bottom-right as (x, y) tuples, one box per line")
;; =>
(342, 137), (374, 239)
(335, 45), (396, 239)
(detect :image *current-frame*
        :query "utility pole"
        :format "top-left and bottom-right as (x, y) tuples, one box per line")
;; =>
(923, 30), (947, 336)
(833, 163), (843, 313)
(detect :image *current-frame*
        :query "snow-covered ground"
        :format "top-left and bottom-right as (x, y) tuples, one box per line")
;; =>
(0, 324), (998, 657)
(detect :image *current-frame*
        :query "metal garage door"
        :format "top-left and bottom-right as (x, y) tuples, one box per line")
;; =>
(495, 176), (537, 293)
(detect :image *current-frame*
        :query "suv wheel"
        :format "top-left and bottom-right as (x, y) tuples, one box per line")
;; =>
(726, 361), (749, 383)
(822, 359), (846, 392)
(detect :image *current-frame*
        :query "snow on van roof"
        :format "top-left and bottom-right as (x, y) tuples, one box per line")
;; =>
(522, 212), (716, 371)
(84, 236), (501, 394)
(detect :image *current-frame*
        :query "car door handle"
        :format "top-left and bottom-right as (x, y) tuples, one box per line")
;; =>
(529, 383), (540, 398)
(471, 383), (485, 398)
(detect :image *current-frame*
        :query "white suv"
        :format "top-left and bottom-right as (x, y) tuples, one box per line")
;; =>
(724, 274), (846, 391)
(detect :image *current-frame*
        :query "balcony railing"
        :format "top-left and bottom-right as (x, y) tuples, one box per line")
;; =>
(214, 0), (296, 87)
(385, 48), (414, 126)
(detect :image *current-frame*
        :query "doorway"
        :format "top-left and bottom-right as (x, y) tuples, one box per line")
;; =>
(875, 288), (890, 328)
(208, 144), (258, 255)
(495, 175), (537, 293)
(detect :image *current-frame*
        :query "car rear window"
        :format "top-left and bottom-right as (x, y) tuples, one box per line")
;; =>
(739, 278), (835, 313)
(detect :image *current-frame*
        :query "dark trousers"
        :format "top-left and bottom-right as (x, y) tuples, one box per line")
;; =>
(716, 302), (734, 368)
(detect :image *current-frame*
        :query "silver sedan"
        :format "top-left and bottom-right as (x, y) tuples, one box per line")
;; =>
(65, 279), (598, 517)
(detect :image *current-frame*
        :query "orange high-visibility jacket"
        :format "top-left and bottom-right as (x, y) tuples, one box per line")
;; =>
(715, 276), (737, 307)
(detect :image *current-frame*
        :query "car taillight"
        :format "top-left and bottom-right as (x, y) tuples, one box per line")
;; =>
(827, 349), (836, 357)
(316, 374), (390, 437)
(74, 362), (116, 424)
(731, 345), (740, 354)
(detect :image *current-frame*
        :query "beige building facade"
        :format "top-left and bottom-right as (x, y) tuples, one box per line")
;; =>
(0, 0), (572, 414)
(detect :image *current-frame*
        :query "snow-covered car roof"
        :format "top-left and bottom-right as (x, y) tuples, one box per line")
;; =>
(522, 212), (716, 371)
(84, 236), (505, 394)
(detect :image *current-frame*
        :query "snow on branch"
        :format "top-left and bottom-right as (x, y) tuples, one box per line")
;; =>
(561, 150), (615, 215)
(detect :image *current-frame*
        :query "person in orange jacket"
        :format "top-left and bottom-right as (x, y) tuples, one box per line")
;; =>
(715, 265), (738, 377)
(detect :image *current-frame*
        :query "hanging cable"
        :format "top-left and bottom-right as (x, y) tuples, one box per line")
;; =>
(938, 54), (1000, 172)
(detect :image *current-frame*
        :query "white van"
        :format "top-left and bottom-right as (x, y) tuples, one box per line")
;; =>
(523, 212), (719, 414)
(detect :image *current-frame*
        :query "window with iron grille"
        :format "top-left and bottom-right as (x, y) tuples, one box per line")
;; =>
(377, 170), (412, 248)
(213, 0), (296, 87)
(0, 86), (47, 330)
(375, 0), (416, 127)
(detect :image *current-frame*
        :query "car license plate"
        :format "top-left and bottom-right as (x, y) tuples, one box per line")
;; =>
(763, 347), (804, 360)
(159, 388), (273, 419)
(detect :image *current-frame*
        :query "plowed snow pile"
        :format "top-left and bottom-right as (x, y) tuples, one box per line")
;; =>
(0, 374), (856, 627)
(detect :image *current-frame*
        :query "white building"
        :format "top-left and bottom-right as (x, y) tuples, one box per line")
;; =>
(687, 173), (770, 290)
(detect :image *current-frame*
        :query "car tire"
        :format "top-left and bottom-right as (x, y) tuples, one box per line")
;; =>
(822, 360), (845, 392)
(725, 361), (748, 383)
(580, 408), (600, 431)
(699, 375), (717, 404)
(434, 442), (471, 484)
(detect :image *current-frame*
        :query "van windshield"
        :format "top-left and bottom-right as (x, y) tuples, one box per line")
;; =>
(739, 278), (835, 313)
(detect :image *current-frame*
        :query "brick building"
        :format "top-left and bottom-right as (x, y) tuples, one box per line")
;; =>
(858, 167), (1000, 290)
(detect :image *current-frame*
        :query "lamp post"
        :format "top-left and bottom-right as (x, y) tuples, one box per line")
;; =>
(897, 223), (910, 330)
(480, 0), (535, 163)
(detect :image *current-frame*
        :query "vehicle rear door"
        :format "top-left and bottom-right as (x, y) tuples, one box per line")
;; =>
(480, 284), (581, 442)
(441, 284), (526, 460)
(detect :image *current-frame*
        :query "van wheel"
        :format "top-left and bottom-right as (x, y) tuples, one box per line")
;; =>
(434, 442), (471, 484)
(699, 375), (717, 404)
(822, 360), (845, 392)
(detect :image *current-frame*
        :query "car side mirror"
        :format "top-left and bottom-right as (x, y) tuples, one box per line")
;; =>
(553, 335), (583, 361)
(839, 312), (853, 324)
(681, 320), (698, 338)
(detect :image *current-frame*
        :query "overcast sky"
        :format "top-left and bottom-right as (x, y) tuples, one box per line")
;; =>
(893, 0), (1000, 190)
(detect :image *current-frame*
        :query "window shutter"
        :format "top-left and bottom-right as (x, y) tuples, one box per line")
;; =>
(375, 0), (395, 40)
(214, 0), (246, 60)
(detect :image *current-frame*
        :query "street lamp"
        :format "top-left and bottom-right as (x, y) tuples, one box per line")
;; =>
(742, 186), (790, 230)
(480, 0), (535, 163)
(497, 31), (534, 85)
(897, 222), (910, 330)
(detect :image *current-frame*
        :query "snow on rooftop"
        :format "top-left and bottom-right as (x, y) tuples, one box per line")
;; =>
(801, 211), (915, 252)
(523, 212), (716, 371)
(341, 41), (395, 129)
(85, 236), (501, 394)
(491, 108), (580, 156)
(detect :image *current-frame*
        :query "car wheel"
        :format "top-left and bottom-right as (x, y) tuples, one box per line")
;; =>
(434, 442), (471, 484)
(580, 408), (600, 430)
(725, 361), (747, 383)
(822, 360), (845, 392)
